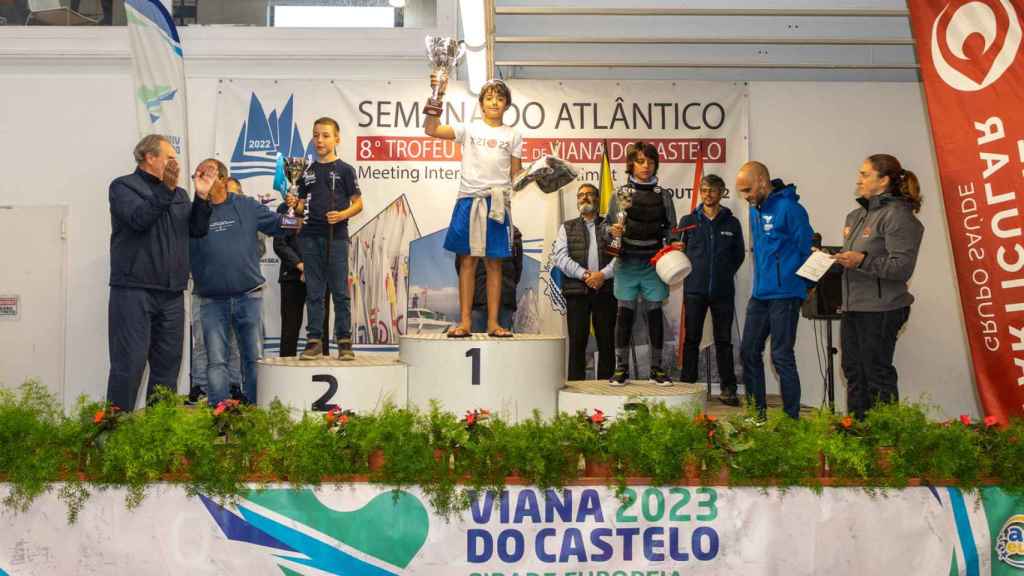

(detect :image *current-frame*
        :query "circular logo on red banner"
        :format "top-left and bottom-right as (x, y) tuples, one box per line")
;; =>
(930, 0), (1021, 91)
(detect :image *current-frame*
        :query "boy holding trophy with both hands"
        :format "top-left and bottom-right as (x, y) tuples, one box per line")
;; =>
(423, 39), (522, 338)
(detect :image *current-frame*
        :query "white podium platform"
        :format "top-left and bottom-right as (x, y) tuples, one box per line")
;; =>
(401, 333), (565, 421)
(558, 379), (706, 419)
(257, 354), (406, 414)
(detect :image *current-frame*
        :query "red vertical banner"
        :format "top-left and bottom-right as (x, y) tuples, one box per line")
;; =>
(907, 0), (1024, 421)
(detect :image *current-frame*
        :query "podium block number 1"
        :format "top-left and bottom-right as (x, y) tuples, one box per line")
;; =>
(465, 348), (481, 385)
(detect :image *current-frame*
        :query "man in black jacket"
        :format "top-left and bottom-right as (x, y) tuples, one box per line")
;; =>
(274, 201), (307, 357)
(455, 226), (523, 333)
(107, 134), (213, 411)
(553, 184), (617, 380)
(678, 174), (745, 405)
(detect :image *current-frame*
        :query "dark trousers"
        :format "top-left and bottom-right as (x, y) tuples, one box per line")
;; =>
(841, 307), (910, 420)
(741, 297), (802, 419)
(106, 287), (184, 411)
(279, 281), (307, 357)
(300, 235), (351, 342)
(565, 290), (617, 380)
(681, 293), (738, 392)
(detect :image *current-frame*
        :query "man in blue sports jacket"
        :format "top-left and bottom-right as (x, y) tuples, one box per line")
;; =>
(735, 161), (814, 420)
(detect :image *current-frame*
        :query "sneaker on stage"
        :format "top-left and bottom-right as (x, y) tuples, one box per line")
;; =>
(609, 367), (628, 387)
(649, 367), (673, 387)
(719, 391), (741, 406)
(338, 339), (355, 361)
(300, 339), (323, 360)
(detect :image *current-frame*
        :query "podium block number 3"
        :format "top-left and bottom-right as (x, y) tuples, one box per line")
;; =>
(465, 348), (481, 385)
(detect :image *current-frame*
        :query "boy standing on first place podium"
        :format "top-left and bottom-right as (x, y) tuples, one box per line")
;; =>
(424, 77), (523, 338)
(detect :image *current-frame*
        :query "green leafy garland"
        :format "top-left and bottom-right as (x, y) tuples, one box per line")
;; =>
(0, 380), (1021, 524)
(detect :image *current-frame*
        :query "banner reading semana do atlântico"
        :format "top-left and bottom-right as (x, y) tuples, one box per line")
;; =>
(214, 80), (749, 350)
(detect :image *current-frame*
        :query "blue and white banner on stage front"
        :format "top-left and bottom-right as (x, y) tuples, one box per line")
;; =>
(1, 483), (1022, 574)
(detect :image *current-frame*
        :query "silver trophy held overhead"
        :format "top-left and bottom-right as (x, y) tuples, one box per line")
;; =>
(607, 187), (635, 256)
(424, 36), (466, 118)
(280, 157), (309, 230)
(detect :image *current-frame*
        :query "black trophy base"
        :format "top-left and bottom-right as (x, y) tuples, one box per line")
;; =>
(280, 214), (303, 230)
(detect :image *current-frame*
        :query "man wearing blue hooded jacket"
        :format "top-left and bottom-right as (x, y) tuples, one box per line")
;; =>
(735, 161), (814, 420)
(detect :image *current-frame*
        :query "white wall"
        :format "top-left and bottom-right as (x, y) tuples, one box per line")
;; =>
(0, 28), (980, 417)
(749, 82), (978, 418)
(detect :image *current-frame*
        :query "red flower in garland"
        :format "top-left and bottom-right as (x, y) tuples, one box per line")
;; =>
(213, 399), (240, 416)
(984, 415), (999, 428)
(590, 409), (606, 425)
(325, 406), (351, 426)
(94, 404), (121, 424)
(464, 409), (490, 427)
(959, 414), (971, 426)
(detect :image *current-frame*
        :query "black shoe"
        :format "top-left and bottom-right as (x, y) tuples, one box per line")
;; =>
(185, 386), (206, 406)
(650, 367), (673, 387)
(718, 391), (741, 407)
(609, 367), (628, 387)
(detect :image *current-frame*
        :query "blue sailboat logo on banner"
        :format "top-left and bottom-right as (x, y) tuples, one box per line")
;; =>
(230, 93), (315, 180)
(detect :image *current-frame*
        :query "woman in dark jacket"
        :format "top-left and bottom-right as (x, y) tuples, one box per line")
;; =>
(834, 154), (924, 419)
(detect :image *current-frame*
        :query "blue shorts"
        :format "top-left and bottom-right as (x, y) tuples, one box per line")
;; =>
(443, 196), (512, 258)
(614, 258), (669, 303)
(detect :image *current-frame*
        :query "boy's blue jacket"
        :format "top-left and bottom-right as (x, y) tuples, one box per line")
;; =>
(749, 179), (814, 300)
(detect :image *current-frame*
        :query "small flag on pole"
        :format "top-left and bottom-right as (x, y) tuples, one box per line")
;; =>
(598, 139), (615, 216)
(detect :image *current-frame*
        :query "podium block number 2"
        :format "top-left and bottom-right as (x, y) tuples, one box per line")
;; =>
(311, 374), (339, 411)
(465, 348), (481, 385)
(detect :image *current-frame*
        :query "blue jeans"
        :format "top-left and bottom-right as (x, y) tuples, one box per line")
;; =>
(199, 292), (263, 406)
(741, 297), (802, 419)
(301, 235), (351, 342)
(190, 293), (241, 391)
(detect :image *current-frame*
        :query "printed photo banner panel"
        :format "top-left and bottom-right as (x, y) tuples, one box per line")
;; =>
(906, 0), (1024, 421)
(2, 484), (1023, 574)
(215, 80), (749, 347)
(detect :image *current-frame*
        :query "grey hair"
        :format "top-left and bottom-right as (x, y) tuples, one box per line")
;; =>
(133, 134), (170, 164)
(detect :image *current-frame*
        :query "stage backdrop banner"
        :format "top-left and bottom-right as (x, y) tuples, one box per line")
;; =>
(214, 80), (749, 349)
(907, 0), (1024, 421)
(1, 483), (1022, 574)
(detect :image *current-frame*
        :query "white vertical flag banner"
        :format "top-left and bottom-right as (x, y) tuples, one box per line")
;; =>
(125, 0), (189, 184)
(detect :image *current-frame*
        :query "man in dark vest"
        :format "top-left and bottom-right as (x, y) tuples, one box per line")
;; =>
(107, 134), (213, 411)
(553, 184), (617, 380)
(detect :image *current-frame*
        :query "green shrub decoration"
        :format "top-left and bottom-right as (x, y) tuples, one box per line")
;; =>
(0, 379), (1021, 524)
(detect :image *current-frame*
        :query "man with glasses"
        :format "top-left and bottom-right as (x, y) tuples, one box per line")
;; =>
(677, 174), (745, 405)
(552, 183), (617, 381)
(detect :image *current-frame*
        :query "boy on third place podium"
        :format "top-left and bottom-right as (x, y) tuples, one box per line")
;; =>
(607, 142), (680, 387)
(424, 77), (523, 338)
